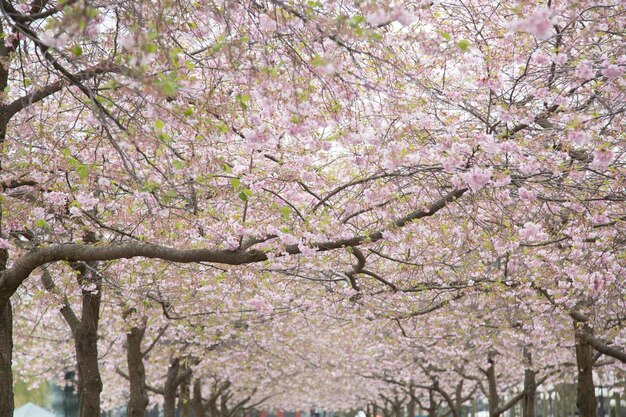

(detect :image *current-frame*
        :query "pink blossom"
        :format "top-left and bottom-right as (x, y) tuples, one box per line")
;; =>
(45, 191), (68, 206)
(492, 175), (511, 187)
(590, 149), (614, 171)
(519, 222), (543, 240)
(568, 130), (590, 146)
(499, 110), (514, 123)
(298, 243), (318, 257)
(575, 62), (594, 80)
(76, 193), (99, 210)
(518, 187), (537, 201)
(532, 52), (551, 65)
(601, 64), (624, 79)
(390, 6), (415, 26)
(259, 15), (277, 32)
(249, 295), (274, 314)
(97, 177), (111, 187)
(510, 8), (554, 40)
(40, 34), (67, 48)
(118, 35), (136, 50)
(366, 9), (388, 26)
(460, 168), (492, 192)
(278, 232), (299, 246)
(554, 54), (567, 65)
(0, 238), (11, 249)
(224, 236), (239, 251)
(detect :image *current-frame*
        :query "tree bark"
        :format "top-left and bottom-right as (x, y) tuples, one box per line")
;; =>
(0, 298), (14, 417)
(407, 392), (416, 417)
(127, 324), (149, 417)
(522, 348), (537, 417)
(73, 261), (103, 417)
(485, 352), (501, 417)
(0, 28), (13, 409)
(164, 358), (182, 417)
(393, 398), (403, 417)
(192, 379), (206, 417)
(180, 368), (191, 417)
(575, 321), (597, 417)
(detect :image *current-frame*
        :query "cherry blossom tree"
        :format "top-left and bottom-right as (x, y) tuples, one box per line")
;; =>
(0, 1), (624, 417)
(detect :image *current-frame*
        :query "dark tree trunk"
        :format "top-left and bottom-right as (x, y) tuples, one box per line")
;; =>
(127, 325), (149, 417)
(74, 261), (103, 417)
(164, 358), (182, 417)
(408, 394), (416, 417)
(393, 399), (403, 417)
(575, 321), (597, 417)
(453, 381), (464, 417)
(179, 369), (191, 417)
(0, 298), (14, 417)
(0, 77), (13, 417)
(192, 379), (206, 417)
(427, 390), (438, 417)
(522, 349), (537, 417)
(220, 392), (230, 417)
(486, 353), (501, 417)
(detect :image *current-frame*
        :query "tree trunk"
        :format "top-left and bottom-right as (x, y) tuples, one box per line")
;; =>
(0, 15), (15, 416)
(453, 381), (464, 417)
(180, 369), (191, 417)
(486, 353), (501, 417)
(427, 390), (438, 417)
(192, 379), (206, 417)
(164, 358), (182, 417)
(575, 321), (597, 417)
(127, 325), (149, 417)
(0, 298), (14, 417)
(408, 395), (416, 417)
(394, 399), (403, 417)
(522, 348), (537, 417)
(74, 261), (103, 417)
(220, 392), (230, 417)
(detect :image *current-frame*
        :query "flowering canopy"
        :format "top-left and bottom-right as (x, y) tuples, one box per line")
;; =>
(0, 0), (624, 416)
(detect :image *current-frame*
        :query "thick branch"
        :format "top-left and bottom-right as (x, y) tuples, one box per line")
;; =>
(570, 311), (626, 363)
(581, 332), (626, 363)
(40, 266), (80, 335)
(115, 367), (164, 395)
(0, 188), (466, 309)
(2, 60), (123, 120)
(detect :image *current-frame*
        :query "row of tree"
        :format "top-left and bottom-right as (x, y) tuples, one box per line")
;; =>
(0, 1), (624, 417)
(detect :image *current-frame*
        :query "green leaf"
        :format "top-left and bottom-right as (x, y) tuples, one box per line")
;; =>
(457, 39), (470, 51)
(71, 45), (83, 57)
(158, 132), (171, 144)
(311, 55), (327, 67)
(280, 206), (291, 221)
(239, 188), (253, 201)
(76, 164), (90, 179)
(440, 32), (452, 41)
(154, 119), (165, 130)
(161, 80), (177, 97)
(236, 93), (251, 110)
(231, 178), (241, 189)
(215, 121), (229, 133)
